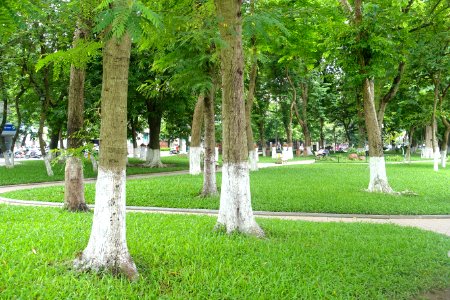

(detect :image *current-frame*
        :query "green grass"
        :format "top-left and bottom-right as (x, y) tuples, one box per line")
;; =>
(0, 205), (448, 299)
(3, 163), (450, 215)
(0, 156), (189, 185)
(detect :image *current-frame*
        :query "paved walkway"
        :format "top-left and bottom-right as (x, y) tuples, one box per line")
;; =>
(1, 160), (449, 237)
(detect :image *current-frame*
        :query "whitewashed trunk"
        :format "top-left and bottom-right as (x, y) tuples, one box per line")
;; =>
(145, 149), (164, 168)
(441, 150), (447, 168)
(10, 155), (15, 167)
(421, 147), (433, 159)
(271, 147), (276, 159)
(262, 146), (266, 157)
(305, 146), (313, 156)
(216, 163), (263, 236)
(255, 147), (259, 162)
(73, 168), (137, 279)
(91, 155), (98, 173)
(433, 147), (440, 172)
(248, 149), (258, 171)
(287, 147), (293, 160)
(133, 148), (139, 158)
(44, 154), (54, 176)
(368, 157), (393, 193)
(215, 147), (219, 163)
(139, 147), (146, 160)
(4, 152), (13, 169)
(189, 146), (202, 175)
(180, 139), (187, 154)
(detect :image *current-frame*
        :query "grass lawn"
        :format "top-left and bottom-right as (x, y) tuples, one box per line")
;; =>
(0, 156), (188, 185)
(0, 205), (448, 299)
(2, 162), (449, 215)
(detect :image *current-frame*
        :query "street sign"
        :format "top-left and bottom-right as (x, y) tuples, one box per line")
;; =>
(1, 123), (16, 136)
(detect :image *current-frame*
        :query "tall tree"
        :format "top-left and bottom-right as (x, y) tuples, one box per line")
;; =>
(214, 0), (263, 237)
(64, 0), (95, 212)
(73, 0), (152, 279)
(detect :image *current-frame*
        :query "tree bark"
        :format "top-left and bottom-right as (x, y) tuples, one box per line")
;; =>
(214, 0), (263, 237)
(432, 75), (440, 171)
(377, 61), (405, 129)
(130, 117), (139, 158)
(145, 102), (164, 168)
(406, 127), (414, 163)
(363, 79), (393, 193)
(64, 24), (89, 212)
(202, 88), (218, 196)
(73, 24), (137, 280)
(189, 94), (204, 175)
(246, 1), (258, 171)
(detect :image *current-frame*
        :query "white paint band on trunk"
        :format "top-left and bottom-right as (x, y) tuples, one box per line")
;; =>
(189, 146), (202, 175)
(217, 162), (263, 236)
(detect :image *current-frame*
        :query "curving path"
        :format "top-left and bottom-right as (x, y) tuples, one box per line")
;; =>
(1, 160), (449, 237)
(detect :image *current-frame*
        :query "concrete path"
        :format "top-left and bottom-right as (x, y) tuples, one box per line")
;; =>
(1, 160), (449, 237)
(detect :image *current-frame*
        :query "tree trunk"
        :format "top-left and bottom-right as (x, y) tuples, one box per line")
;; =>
(406, 127), (414, 163)
(145, 106), (164, 168)
(246, 9), (258, 171)
(214, 0), (263, 237)
(356, 88), (366, 147)
(202, 89), (218, 196)
(299, 82), (313, 155)
(441, 119), (449, 168)
(189, 94), (204, 175)
(432, 76), (440, 171)
(130, 117), (139, 158)
(73, 26), (137, 280)
(363, 79), (393, 193)
(377, 61), (406, 129)
(319, 118), (325, 149)
(64, 36), (88, 211)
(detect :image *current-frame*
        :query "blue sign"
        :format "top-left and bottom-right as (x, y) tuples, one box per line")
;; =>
(3, 123), (16, 131)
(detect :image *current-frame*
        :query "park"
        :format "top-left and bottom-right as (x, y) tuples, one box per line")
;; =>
(0, 0), (449, 299)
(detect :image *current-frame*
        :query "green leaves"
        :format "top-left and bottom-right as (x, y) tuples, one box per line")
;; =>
(94, 0), (161, 41)
(36, 41), (102, 75)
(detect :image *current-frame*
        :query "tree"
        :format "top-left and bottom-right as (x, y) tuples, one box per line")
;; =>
(64, 0), (96, 212)
(214, 0), (263, 237)
(189, 94), (204, 175)
(72, 0), (156, 279)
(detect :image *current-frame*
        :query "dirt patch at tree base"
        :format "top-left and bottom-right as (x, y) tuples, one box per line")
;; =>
(414, 288), (450, 300)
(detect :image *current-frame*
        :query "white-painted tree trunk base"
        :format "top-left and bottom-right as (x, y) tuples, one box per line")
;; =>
(44, 155), (54, 176)
(216, 163), (264, 237)
(133, 148), (139, 158)
(368, 157), (393, 193)
(189, 147), (202, 175)
(145, 149), (164, 168)
(287, 147), (293, 160)
(248, 150), (258, 171)
(139, 147), (146, 160)
(271, 147), (276, 159)
(262, 147), (266, 157)
(255, 148), (259, 162)
(433, 148), (440, 172)
(441, 150), (447, 168)
(91, 155), (98, 173)
(305, 146), (313, 156)
(4, 152), (13, 169)
(146, 148), (153, 163)
(421, 147), (433, 159)
(73, 167), (138, 280)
